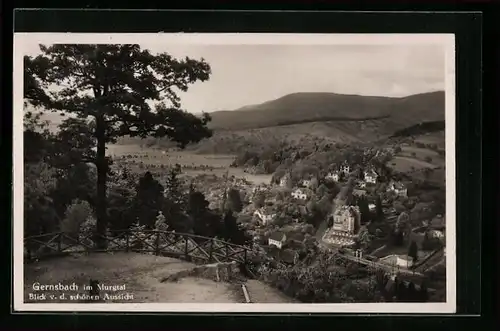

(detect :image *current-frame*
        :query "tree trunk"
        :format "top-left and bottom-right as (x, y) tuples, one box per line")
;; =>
(94, 114), (108, 249)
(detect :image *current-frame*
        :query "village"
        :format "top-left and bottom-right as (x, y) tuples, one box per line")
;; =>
(188, 151), (447, 280)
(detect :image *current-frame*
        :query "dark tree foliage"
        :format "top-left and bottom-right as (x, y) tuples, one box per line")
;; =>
(50, 118), (99, 170)
(226, 188), (243, 213)
(357, 196), (372, 224)
(134, 172), (164, 229)
(51, 163), (97, 216)
(390, 229), (405, 246)
(408, 240), (419, 263)
(163, 165), (190, 232)
(253, 192), (266, 209)
(375, 195), (384, 222)
(419, 281), (429, 302)
(406, 282), (418, 302)
(25, 44), (213, 247)
(187, 187), (221, 237)
(23, 112), (54, 163)
(222, 211), (250, 245)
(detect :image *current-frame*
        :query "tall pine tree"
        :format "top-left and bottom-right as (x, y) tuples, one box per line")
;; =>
(134, 172), (164, 229)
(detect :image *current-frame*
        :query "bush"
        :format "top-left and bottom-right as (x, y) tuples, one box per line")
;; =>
(79, 214), (97, 247)
(60, 199), (93, 238)
(256, 252), (378, 303)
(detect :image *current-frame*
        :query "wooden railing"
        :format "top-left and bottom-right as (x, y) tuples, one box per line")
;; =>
(24, 230), (251, 265)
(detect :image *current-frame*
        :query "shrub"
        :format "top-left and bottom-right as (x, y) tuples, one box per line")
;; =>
(60, 199), (93, 239)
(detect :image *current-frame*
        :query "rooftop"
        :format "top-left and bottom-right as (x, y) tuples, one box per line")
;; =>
(269, 232), (286, 242)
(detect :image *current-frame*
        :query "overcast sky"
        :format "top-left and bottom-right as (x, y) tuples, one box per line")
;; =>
(23, 43), (445, 114)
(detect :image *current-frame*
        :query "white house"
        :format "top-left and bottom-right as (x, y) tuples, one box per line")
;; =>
(379, 254), (413, 269)
(268, 232), (287, 249)
(368, 203), (376, 211)
(279, 172), (292, 187)
(253, 208), (276, 225)
(291, 188), (308, 200)
(340, 164), (350, 175)
(364, 169), (378, 184)
(427, 229), (445, 239)
(387, 181), (408, 197)
(326, 171), (340, 182)
(301, 179), (312, 188)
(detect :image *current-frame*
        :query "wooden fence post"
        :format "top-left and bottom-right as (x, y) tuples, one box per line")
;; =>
(57, 233), (62, 253)
(184, 235), (189, 260)
(209, 239), (214, 262)
(225, 242), (229, 262)
(155, 231), (160, 256)
(126, 232), (130, 252)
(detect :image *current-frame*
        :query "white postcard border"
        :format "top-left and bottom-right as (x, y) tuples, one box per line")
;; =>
(13, 33), (456, 313)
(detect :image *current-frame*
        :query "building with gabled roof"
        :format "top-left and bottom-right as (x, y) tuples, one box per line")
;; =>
(364, 168), (378, 184)
(387, 180), (408, 197)
(291, 188), (308, 200)
(323, 205), (361, 247)
(279, 172), (292, 187)
(326, 171), (340, 182)
(268, 232), (287, 249)
(254, 207), (276, 225)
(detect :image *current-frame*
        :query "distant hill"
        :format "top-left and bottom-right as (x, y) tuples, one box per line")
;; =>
(26, 90), (446, 148)
(207, 91), (445, 135)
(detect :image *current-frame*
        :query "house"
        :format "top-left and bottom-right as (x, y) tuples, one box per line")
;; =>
(323, 205), (361, 247)
(358, 181), (367, 189)
(291, 188), (308, 200)
(279, 172), (292, 187)
(326, 171), (340, 182)
(379, 254), (414, 269)
(387, 181), (408, 197)
(427, 229), (445, 239)
(301, 179), (312, 188)
(340, 163), (350, 175)
(254, 207), (276, 225)
(368, 203), (376, 211)
(268, 232), (287, 249)
(364, 169), (378, 184)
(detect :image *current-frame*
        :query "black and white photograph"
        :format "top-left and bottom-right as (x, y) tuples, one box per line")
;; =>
(13, 33), (456, 313)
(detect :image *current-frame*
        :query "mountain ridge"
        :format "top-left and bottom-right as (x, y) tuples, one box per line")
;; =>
(206, 90), (445, 133)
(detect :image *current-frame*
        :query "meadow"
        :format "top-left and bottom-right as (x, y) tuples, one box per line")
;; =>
(107, 144), (272, 185)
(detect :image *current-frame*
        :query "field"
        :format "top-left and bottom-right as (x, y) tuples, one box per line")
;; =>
(414, 131), (446, 148)
(389, 156), (437, 173)
(399, 146), (442, 164)
(107, 144), (272, 185)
